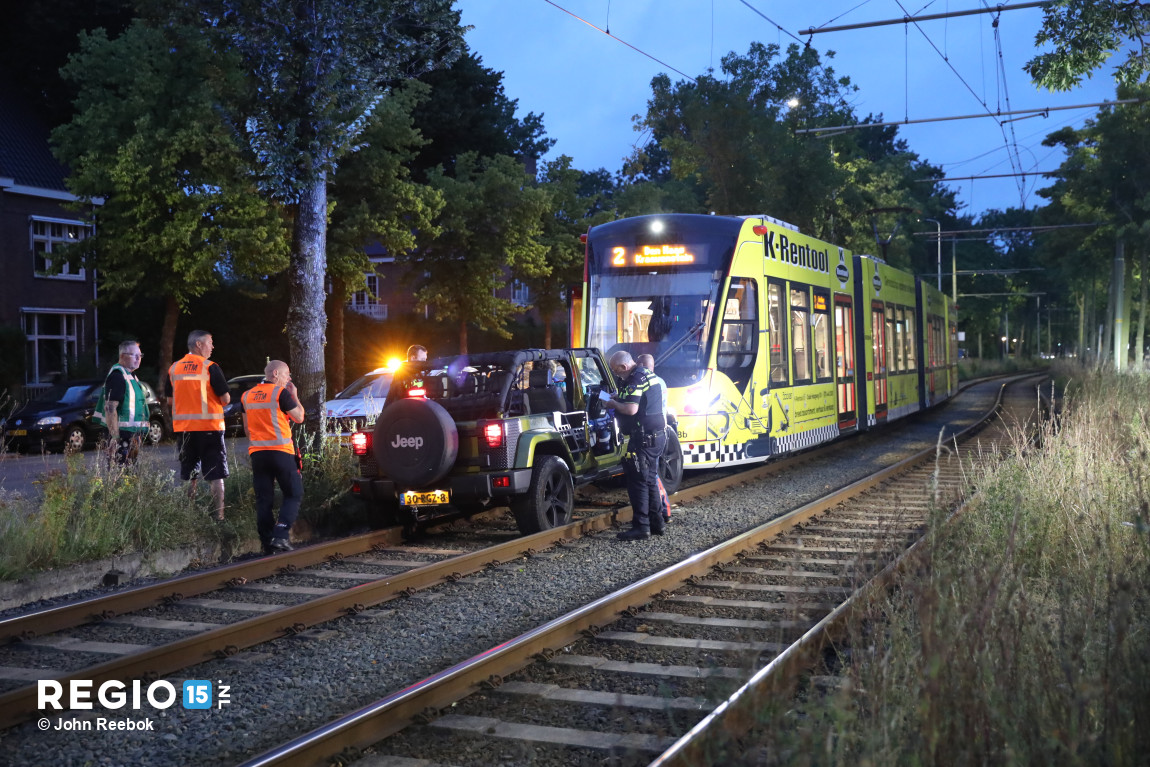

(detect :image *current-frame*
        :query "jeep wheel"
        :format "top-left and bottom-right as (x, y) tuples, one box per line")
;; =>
(373, 398), (459, 487)
(511, 456), (574, 535)
(659, 426), (684, 495)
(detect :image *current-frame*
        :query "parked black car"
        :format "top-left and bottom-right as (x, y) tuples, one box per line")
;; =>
(224, 374), (264, 436)
(1, 379), (168, 454)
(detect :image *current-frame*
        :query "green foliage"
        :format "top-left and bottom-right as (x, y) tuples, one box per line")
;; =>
(51, 22), (290, 310)
(170, 0), (465, 201)
(413, 153), (551, 350)
(1026, 0), (1150, 91)
(525, 156), (616, 344)
(719, 364), (1150, 764)
(408, 49), (556, 181)
(0, 441), (362, 580)
(328, 80), (445, 296)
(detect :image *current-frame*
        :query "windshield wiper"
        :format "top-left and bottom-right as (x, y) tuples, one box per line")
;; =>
(654, 320), (706, 366)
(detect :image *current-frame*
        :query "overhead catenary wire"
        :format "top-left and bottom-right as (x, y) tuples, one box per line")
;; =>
(540, 0), (697, 83)
(795, 99), (1143, 134)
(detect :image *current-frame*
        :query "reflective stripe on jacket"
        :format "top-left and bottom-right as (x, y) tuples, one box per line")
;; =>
(241, 382), (295, 454)
(93, 364), (150, 432)
(169, 354), (225, 432)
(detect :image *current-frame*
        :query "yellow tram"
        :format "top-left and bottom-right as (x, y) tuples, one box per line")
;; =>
(574, 214), (957, 469)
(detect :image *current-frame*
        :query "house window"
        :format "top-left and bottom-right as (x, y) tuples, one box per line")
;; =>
(348, 274), (387, 320)
(511, 280), (531, 306)
(31, 218), (89, 280)
(23, 309), (85, 390)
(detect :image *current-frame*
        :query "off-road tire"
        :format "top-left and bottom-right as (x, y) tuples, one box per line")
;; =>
(511, 455), (574, 535)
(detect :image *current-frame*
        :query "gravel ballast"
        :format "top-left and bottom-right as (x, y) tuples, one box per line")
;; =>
(1, 382), (1006, 766)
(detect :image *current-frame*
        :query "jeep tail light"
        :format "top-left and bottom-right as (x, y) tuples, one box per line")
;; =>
(407, 386), (426, 398)
(482, 422), (503, 448)
(350, 431), (371, 456)
(493, 475), (510, 489)
(351, 480), (362, 495)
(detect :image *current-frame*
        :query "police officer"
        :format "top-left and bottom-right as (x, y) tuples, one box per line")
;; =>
(637, 354), (672, 525)
(602, 350), (667, 540)
(241, 360), (305, 553)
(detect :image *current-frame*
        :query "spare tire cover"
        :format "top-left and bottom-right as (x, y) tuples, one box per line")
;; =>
(373, 398), (459, 487)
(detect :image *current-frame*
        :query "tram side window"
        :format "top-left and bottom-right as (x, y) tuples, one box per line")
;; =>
(894, 307), (906, 372)
(905, 309), (917, 371)
(768, 282), (788, 384)
(790, 288), (811, 383)
(885, 305), (896, 374)
(717, 278), (758, 392)
(813, 294), (832, 382)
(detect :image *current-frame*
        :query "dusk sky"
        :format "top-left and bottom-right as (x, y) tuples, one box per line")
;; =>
(459, 1), (1121, 221)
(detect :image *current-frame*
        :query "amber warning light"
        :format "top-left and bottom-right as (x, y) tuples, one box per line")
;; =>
(611, 245), (695, 267)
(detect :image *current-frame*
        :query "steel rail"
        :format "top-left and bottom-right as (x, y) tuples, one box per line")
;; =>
(234, 378), (1023, 767)
(0, 529), (404, 643)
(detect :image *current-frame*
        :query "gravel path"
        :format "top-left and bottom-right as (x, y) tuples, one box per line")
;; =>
(0, 381), (1008, 767)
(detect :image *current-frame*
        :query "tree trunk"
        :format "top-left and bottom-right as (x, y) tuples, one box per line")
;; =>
(459, 319), (468, 355)
(1138, 250), (1147, 371)
(287, 174), (329, 430)
(158, 294), (179, 396)
(543, 310), (553, 349)
(327, 274), (346, 393)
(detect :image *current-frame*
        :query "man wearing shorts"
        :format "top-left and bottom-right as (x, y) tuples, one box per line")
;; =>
(166, 330), (231, 521)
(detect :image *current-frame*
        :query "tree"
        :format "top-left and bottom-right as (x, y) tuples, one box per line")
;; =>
(411, 153), (550, 353)
(326, 81), (443, 391)
(1026, 0), (1150, 91)
(51, 21), (289, 390)
(528, 156), (615, 348)
(1037, 87), (1150, 365)
(407, 49), (555, 181)
(168, 0), (464, 419)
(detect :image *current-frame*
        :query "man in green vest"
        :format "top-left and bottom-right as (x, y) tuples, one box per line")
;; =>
(95, 340), (151, 464)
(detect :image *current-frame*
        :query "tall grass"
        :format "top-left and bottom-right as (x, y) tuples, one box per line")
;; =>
(726, 363), (1150, 765)
(0, 436), (363, 580)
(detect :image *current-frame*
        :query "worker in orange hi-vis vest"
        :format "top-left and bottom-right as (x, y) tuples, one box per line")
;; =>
(165, 330), (231, 522)
(240, 360), (305, 554)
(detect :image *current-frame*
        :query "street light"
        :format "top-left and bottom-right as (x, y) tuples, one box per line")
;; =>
(922, 218), (941, 291)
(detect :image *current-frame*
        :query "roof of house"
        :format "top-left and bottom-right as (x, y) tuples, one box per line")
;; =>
(0, 88), (69, 192)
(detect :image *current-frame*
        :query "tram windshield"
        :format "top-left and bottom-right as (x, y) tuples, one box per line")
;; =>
(587, 271), (722, 387)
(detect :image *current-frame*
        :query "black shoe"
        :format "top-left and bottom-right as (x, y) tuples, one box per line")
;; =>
(617, 527), (650, 541)
(262, 544), (277, 556)
(270, 537), (293, 552)
(651, 526), (665, 536)
(662, 515), (671, 524)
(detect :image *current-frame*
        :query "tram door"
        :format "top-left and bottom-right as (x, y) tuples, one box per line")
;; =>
(870, 302), (887, 420)
(927, 316), (941, 399)
(835, 296), (856, 428)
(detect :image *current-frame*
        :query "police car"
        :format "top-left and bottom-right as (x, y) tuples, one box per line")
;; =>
(350, 348), (683, 535)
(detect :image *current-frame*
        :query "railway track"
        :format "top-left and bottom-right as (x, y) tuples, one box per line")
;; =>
(0, 374), (1035, 765)
(0, 372), (960, 732)
(215, 374), (1043, 767)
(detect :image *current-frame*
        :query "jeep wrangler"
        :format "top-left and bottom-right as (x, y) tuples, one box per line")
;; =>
(350, 348), (683, 535)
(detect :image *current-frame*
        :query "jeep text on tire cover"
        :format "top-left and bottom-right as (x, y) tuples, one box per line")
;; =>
(350, 348), (682, 536)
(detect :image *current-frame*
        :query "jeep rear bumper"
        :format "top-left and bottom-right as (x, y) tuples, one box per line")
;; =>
(354, 468), (535, 505)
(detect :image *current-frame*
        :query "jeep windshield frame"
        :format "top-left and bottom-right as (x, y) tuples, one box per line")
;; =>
(384, 349), (587, 421)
